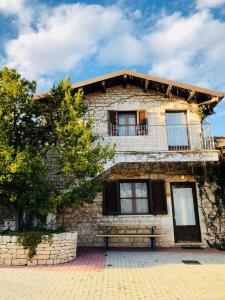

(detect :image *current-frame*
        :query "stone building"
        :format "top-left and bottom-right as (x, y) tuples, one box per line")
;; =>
(55, 70), (224, 248)
(1, 70), (225, 248)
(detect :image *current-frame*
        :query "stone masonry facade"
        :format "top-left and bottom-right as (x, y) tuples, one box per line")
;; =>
(58, 166), (210, 248)
(0, 232), (77, 266)
(58, 84), (219, 248)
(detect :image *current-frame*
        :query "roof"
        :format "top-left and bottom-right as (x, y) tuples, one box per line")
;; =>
(35, 69), (225, 109)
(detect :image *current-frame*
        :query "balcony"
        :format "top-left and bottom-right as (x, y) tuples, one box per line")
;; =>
(106, 123), (215, 152)
(100, 123), (219, 166)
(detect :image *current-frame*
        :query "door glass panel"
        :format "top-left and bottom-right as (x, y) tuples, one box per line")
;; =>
(166, 112), (188, 148)
(173, 187), (196, 225)
(118, 112), (136, 136)
(118, 113), (126, 136)
(127, 113), (136, 136)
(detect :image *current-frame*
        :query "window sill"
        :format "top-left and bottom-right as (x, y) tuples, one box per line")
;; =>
(117, 214), (152, 217)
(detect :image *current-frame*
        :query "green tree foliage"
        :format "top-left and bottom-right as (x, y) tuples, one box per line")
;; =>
(0, 67), (55, 230)
(44, 77), (114, 208)
(0, 67), (114, 230)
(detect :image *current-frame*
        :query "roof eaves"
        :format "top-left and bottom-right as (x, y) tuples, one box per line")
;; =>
(34, 69), (225, 100)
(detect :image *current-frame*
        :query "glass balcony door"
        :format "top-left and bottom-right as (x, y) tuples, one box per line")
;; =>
(118, 112), (136, 136)
(166, 111), (190, 150)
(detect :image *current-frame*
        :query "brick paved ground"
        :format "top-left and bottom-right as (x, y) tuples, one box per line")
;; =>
(0, 248), (225, 300)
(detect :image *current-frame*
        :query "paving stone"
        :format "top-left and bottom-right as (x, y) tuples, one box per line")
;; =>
(0, 248), (224, 299)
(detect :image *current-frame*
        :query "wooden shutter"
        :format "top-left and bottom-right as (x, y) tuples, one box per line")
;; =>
(138, 110), (148, 135)
(151, 180), (167, 214)
(139, 110), (148, 125)
(103, 181), (119, 215)
(108, 111), (117, 136)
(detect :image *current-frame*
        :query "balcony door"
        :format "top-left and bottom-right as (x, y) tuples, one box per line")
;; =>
(171, 182), (201, 243)
(166, 111), (190, 150)
(118, 112), (136, 136)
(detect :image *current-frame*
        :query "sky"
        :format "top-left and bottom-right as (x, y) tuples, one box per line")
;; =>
(0, 0), (225, 135)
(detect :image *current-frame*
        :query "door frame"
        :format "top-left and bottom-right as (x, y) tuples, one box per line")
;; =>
(165, 110), (191, 150)
(170, 182), (202, 243)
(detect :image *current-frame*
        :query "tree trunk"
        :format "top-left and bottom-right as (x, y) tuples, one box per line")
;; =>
(16, 207), (24, 231)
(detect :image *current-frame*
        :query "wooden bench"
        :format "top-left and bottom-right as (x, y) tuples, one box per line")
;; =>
(96, 224), (161, 250)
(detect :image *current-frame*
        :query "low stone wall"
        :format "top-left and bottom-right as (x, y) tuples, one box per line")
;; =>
(0, 231), (77, 266)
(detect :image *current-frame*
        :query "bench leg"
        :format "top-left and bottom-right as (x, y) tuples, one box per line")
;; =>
(104, 237), (109, 250)
(150, 226), (157, 250)
(150, 237), (157, 250)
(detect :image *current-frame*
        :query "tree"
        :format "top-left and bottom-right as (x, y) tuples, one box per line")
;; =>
(0, 67), (55, 230)
(43, 77), (114, 208)
(0, 67), (114, 231)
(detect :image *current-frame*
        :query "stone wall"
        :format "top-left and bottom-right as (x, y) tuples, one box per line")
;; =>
(0, 232), (77, 266)
(58, 164), (210, 248)
(85, 85), (215, 155)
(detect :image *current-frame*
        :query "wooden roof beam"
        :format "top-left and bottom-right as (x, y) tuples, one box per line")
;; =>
(187, 90), (196, 103)
(166, 84), (172, 99)
(101, 81), (106, 93)
(123, 74), (127, 88)
(198, 96), (219, 106)
(144, 79), (149, 92)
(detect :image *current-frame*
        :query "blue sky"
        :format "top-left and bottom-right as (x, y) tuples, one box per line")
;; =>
(0, 0), (225, 135)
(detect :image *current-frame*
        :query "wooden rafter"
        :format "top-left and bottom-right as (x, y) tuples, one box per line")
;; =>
(144, 79), (149, 92)
(101, 81), (106, 93)
(123, 74), (127, 88)
(187, 90), (196, 103)
(166, 84), (172, 99)
(198, 96), (219, 106)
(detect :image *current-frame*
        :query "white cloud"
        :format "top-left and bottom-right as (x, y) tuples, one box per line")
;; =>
(1, 0), (225, 93)
(4, 3), (131, 82)
(97, 9), (225, 91)
(145, 10), (225, 90)
(196, 0), (225, 9)
(0, 0), (34, 30)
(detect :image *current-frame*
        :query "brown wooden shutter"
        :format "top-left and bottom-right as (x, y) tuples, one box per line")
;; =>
(138, 110), (148, 135)
(103, 181), (119, 215)
(151, 180), (167, 214)
(108, 111), (117, 136)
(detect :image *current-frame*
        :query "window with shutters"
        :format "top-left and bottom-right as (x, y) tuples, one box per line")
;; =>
(103, 179), (167, 215)
(120, 181), (149, 214)
(108, 110), (148, 136)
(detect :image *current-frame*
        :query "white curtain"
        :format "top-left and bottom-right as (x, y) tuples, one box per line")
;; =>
(135, 182), (148, 213)
(173, 187), (196, 225)
(120, 183), (132, 213)
(166, 112), (188, 146)
(118, 113), (136, 136)
(120, 182), (148, 214)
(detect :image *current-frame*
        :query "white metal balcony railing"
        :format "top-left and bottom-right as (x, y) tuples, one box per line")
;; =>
(103, 123), (215, 152)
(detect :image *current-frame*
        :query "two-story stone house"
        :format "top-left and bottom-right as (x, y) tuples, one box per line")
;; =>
(53, 70), (224, 248)
(1, 69), (224, 248)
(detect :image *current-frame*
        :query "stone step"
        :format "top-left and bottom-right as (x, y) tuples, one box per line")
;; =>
(175, 242), (206, 249)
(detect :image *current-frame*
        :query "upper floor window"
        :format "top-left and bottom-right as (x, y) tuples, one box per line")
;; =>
(166, 111), (190, 150)
(108, 110), (148, 136)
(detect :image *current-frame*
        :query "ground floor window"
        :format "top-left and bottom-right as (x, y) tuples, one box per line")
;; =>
(120, 182), (149, 214)
(103, 179), (167, 215)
